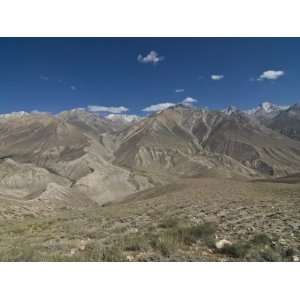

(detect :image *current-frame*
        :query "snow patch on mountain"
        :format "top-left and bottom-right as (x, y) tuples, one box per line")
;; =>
(244, 102), (290, 115)
(222, 106), (238, 115)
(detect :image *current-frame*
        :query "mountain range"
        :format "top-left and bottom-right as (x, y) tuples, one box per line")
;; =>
(1, 101), (300, 209)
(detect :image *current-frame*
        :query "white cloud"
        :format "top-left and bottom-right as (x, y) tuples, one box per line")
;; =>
(182, 97), (198, 106)
(142, 102), (176, 112)
(137, 51), (164, 64)
(87, 105), (128, 114)
(142, 97), (198, 112)
(105, 114), (141, 123)
(175, 89), (184, 93)
(258, 70), (284, 81)
(70, 85), (77, 90)
(211, 74), (224, 80)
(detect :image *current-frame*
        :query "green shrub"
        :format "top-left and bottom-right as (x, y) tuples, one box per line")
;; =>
(218, 233), (284, 261)
(122, 235), (147, 252)
(0, 244), (35, 262)
(156, 238), (173, 257)
(259, 248), (281, 262)
(251, 233), (273, 246)
(158, 218), (179, 229)
(219, 242), (248, 258)
(101, 246), (126, 261)
(149, 221), (217, 257)
(186, 222), (216, 246)
(80, 242), (103, 261)
(284, 247), (295, 258)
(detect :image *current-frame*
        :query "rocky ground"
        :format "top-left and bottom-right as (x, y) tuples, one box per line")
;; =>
(0, 177), (299, 261)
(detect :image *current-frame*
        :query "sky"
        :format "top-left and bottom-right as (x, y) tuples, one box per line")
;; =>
(1, 38), (300, 116)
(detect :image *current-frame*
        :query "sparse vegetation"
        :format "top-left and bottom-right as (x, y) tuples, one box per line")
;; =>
(122, 235), (147, 252)
(216, 233), (296, 262)
(218, 242), (248, 258)
(101, 246), (126, 262)
(0, 176), (299, 262)
(158, 217), (179, 229)
(1, 93), (300, 263)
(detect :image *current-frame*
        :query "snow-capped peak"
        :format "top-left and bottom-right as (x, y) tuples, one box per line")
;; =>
(222, 105), (238, 115)
(261, 101), (273, 112)
(260, 101), (289, 113)
(245, 101), (290, 115)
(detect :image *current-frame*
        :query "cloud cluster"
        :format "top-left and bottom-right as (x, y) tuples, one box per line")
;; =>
(258, 70), (284, 81)
(87, 105), (128, 114)
(211, 74), (224, 80)
(142, 102), (176, 112)
(105, 114), (141, 122)
(182, 97), (197, 106)
(137, 51), (164, 64)
(175, 89), (184, 93)
(142, 97), (198, 113)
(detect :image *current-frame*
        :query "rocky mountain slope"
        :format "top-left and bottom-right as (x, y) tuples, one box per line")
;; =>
(115, 105), (300, 177)
(1, 103), (300, 208)
(265, 104), (300, 141)
(0, 112), (153, 205)
(244, 101), (289, 120)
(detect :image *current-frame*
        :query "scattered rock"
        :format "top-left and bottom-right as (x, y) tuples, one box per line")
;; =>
(292, 255), (299, 262)
(128, 227), (138, 234)
(79, 244), (86, 251)
(215, 239), (232, 250)
(126, 255), (134, 261)
(78, 239), (90, 251)
(247, 226), (255, 232)
(279, 238), (287, 246)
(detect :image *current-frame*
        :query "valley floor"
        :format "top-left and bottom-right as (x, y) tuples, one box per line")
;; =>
(0, 177), (300, 261)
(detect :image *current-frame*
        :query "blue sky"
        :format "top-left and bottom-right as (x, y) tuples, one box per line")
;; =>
(0, 38), (300, 115)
